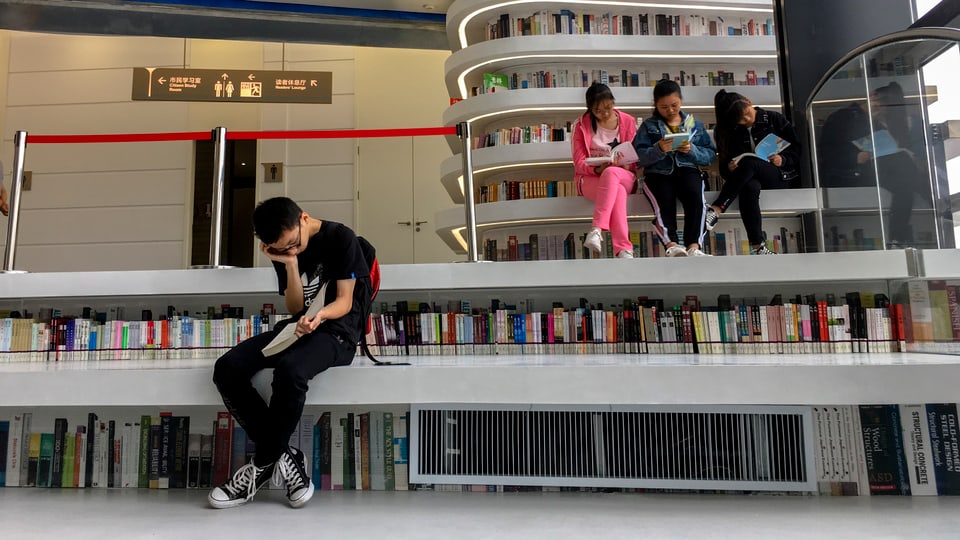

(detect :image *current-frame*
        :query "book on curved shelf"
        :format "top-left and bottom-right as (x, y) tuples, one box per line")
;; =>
(261, 282), (328, 357)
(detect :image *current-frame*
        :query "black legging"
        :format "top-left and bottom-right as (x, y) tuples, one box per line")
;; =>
(643, 167), (706, 247)
(712, 158), (786, 246)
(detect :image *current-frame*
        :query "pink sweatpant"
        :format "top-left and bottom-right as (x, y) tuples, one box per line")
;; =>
(578, 166), (636, 254)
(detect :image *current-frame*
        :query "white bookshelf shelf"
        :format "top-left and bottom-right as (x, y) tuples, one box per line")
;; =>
(918, 248), (960, 279)
(445, 0), (777, 51)
(433, 189), (819, 252)
(1, 353), (958, 407)
(0, 249), (916, 299)
(441, 142), (572, 203)
(446, 35), (777, 98)
(441, 85), (782, 153)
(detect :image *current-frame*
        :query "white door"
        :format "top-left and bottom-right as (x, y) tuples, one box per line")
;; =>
(414, 135), (458, 263)
(357, 137), (415, 264)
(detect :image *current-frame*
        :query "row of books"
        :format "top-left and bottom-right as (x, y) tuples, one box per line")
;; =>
(813, 404), (960, 496)
(0, 412), (193, 489)
(364, 295), (911, 356)
(0, 410), (412, 492)
(0, 279), (953, 362)
(472, 123), (569, 148)
(477, 179), (577, 203)
(485, 11), (776, 40)
(482, 224), (806, 261)
(477, 68), (776, 94)
(0, 315), (285, 362)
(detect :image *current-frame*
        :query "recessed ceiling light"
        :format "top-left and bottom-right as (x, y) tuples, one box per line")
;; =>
(422, 4), (435, 10)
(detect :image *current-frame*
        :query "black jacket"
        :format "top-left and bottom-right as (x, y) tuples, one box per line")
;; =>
(715, 106), (801, 182)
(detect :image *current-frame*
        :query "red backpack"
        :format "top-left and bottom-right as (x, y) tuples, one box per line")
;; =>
(357, 236), (407, 366)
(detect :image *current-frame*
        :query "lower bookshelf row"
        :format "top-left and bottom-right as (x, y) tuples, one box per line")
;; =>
(2, 402), (959, 496)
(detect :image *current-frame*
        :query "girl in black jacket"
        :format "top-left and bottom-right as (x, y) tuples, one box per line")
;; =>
(708, 90), (801, 255)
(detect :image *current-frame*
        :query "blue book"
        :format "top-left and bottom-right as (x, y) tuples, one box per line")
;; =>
(733, 133), (791, 163)
(0, 420), (8, 486)
(926, 403), (960, 495)
(853, 129), (899, 157)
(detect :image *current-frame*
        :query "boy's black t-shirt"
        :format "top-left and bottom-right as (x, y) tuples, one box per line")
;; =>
(272, 220), (371, 344)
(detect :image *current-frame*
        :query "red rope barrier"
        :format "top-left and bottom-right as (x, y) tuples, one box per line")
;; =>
(25, 127), (458, 144)
(227, 127), (458, 140)
(27, 132), (213, 144)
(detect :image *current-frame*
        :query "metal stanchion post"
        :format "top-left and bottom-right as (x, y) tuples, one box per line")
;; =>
(2, 130), (29, 273)
(208, 126), (232, 269)
(458, 121), (481, 262)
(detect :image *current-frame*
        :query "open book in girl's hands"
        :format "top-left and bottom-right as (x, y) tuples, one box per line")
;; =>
(731, 133), (791, 164)
(261, 281), (328, 357)
(584, 141), (640, 166)
(663, 131), (694, 150)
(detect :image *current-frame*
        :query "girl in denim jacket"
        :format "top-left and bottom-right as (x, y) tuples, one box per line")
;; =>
(632, 80), (716, 257)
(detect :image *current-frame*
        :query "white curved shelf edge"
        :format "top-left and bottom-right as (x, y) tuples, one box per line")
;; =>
(434, 189), (819, 253)
(1, 353), (958, 407)
(441, 85), (781, 153)
(445, 0), (778, 51)
(441, 142), (573, 203)
(917, 248), (960, 279)
(446, 34), (777, 97)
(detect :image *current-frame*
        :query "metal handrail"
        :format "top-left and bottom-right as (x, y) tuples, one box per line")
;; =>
(804, 26), (960, 113)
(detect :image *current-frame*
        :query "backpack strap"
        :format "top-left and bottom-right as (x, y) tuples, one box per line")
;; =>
(356, 253), (409, 366)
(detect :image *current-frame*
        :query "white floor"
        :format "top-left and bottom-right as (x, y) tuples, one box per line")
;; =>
(1, 489), (959, 539)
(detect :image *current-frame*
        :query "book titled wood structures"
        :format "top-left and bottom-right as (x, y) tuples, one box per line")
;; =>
(261, 282), (328, 357)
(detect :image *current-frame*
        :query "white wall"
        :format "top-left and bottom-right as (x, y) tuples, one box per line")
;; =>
(0, 31), (452, 272)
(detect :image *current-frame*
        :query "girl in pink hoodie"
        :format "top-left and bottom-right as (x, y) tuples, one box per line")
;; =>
(572, 82), (639, 258)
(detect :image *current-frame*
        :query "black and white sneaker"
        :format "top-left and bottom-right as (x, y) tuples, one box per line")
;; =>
(208, 460), (275, 509)
(751, 245), (776, 255)
(704, 207), (719, 231)
(272, 446), (314, 508)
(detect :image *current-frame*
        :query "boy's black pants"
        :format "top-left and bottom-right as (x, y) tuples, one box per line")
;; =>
(213, 328), (355, 465)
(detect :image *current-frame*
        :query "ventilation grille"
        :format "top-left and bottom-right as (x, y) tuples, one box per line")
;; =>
(411, 405), (814, 492)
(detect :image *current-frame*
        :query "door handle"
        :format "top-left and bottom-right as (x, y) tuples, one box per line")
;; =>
(397, 221), (412, 226)
(415, 220), (428, 226)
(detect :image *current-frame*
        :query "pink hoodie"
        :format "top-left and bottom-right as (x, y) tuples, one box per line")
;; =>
(571, 108), (639, 179)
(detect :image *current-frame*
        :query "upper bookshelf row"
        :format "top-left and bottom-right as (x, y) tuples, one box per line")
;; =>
(2, 250), (959, 303)
(445, 35), (778, 99)
(441, 85), (781, 153)
(445, 0), (777, 51)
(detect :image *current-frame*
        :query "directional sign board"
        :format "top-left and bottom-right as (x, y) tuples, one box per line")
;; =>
(132, 68), (332, 103)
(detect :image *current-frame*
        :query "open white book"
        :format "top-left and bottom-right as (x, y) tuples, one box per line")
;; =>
(261, 281), (328, 357)
(584, 141), (639, 166)
(731, 133), (790, 164)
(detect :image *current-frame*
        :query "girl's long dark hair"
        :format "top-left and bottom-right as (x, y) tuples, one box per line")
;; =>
(713, 89), (750, 158)
(585, 81), (615, 132)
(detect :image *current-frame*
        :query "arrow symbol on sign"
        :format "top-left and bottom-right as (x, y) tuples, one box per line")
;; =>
(157, 77), (167, 85)
(310, 80), (318, 87)
(248, 74), (256, 81)
(222, 73), (229, 80)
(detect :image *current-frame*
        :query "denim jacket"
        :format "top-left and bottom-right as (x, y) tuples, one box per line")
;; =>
(631, 111), (716, 175)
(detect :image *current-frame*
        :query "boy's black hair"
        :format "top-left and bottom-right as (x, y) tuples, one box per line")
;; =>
(252, 197), (302, 244)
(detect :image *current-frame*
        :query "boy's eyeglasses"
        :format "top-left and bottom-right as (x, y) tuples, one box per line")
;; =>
(268, 221), (301, 255)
